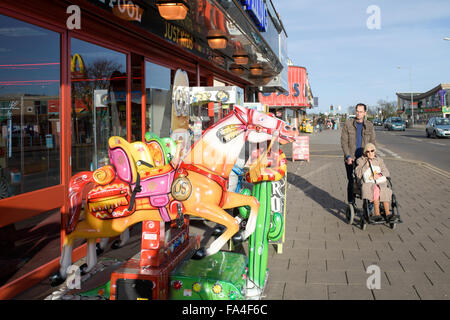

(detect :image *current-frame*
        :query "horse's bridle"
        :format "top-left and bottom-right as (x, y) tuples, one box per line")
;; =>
(234, 107), (282, 138)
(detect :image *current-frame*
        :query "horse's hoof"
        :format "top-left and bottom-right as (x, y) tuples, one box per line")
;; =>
(111, 240), (121, 250)
(80, 263), (89, 275)
(232, 231), (244, 244)
(212, 225), (225, 237)
(96, 243), (104, 256)
(49, 273), (65, 287)
(191, 248), (207, 260)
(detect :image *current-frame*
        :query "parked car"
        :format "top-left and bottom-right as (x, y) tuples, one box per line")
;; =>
(372, 118), (383, 126)
(384, 117), (406, 131)
(426, 117), (450, 138)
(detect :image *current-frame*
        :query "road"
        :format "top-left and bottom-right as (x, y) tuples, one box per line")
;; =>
(303, 126), (449, 174)
(374, 126), (450, 173)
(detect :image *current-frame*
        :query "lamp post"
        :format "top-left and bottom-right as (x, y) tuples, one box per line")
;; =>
(444, 37), (450, 41)
(397, 66), (414, 126)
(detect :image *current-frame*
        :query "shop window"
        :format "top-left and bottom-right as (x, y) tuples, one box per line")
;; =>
(131, 54), (143, 141)
(71, 38), (127, 174)
(0, 208), (61, 287)
(0, 14), (60, 199)
(145, 61), (171, 138)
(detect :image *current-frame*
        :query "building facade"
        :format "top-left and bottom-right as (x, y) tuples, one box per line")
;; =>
(0, 0), (287, 299)
(259, 65), (314, 127)
(396, 83), (450, 123)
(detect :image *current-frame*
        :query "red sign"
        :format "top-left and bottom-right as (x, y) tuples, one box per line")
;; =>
(48, 100), (59, 113)
(292, 136), (310, 161)
(259, 66), (309, 107)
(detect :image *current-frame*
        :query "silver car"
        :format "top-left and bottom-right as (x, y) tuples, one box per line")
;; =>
(426, 117), (450, 138)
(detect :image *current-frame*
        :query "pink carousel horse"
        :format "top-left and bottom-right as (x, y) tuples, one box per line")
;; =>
(50, 105), (297, 285)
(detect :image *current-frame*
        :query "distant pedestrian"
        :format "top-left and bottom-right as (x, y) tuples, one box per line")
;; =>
(340, 103), (376, 204)
(355, 143), (394, 222)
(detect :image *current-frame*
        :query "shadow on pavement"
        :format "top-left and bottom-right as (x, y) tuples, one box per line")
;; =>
(287, 172), (349, 224)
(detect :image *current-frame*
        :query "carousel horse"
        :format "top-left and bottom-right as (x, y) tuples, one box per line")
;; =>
(50, 105), (297, 286)
(95, 133), (177, 254)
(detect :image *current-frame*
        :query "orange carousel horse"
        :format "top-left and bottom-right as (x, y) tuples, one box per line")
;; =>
(50, 105), (297, 285)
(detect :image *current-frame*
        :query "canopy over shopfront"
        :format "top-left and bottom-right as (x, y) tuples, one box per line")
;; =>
(258, 66), (314, 126)
(259, 66), (313, 108)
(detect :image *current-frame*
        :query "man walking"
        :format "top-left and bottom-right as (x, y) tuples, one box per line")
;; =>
(341, 103), (376, 204)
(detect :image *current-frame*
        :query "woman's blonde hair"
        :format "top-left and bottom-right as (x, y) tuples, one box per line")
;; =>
(364, 143), (376, 154)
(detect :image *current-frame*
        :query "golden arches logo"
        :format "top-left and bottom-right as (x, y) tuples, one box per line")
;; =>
(71, 53), (85, 74)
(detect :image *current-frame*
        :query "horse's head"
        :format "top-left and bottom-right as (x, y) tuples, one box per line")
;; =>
(234, 105), (298, 144)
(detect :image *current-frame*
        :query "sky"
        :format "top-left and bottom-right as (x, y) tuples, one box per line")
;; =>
(274, 0), (450, 114)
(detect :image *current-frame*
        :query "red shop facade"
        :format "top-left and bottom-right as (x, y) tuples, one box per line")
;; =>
(259, 65), (314, 127)
(0, 0), (283, 299)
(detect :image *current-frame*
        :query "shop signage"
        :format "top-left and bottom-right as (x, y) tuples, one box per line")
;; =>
(96, 0), (143, 22)
(443, 106), (450, 113)
(292, 136), (309, 162)
(171, 69), (190, 131)
(270, 175), (286, 244)
(190, 86), (244, 105)
(164, 21), (194, 50)
(243, 102), (265, 112)
(240, 0), (268, 32)
(259, 66), (310, 108)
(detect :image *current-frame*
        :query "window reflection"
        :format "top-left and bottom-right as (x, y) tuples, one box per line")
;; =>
(131, 54), (143, 141)
(71, 38), (127, 173)
(0, 14), (60, 199)
(145, 62), (171, 138)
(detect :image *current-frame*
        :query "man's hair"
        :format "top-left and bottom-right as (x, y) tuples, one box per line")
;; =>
(355, 103), (367, 111)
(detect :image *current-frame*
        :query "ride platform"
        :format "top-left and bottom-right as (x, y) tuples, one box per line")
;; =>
(169, 251), (247, 300)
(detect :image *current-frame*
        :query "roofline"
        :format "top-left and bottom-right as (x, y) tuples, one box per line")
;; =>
(396, 83), (450, 100)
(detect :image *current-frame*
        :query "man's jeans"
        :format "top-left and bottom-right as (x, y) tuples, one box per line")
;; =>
(345, 162), (355, 203)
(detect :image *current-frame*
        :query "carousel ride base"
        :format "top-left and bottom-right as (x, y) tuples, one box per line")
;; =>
(169, 251), (249, 300)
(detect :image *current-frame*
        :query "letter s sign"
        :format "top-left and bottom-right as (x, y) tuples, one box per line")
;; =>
(293, 83), (300, 97)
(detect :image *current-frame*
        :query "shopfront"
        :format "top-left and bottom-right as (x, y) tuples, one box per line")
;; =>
(0, 0), (284, 299)
(396, 83), (450, 123)
(259, 65), (314, 128)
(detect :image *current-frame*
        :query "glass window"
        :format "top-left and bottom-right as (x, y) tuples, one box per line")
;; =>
(0, 14), (60, 199)
(71, 38), (127, 173)
(145, 62), (171, 138)
(131, 54), (143, 141)
(0, 208), (61, 288)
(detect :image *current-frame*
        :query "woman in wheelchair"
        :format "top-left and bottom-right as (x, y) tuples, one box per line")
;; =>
(355, 143), (393, 223)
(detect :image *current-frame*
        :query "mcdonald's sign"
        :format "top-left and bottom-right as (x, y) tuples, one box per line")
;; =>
(71, 53), (85, 78)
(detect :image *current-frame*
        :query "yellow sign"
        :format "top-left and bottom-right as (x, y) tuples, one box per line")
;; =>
(71, 53), (85, 74)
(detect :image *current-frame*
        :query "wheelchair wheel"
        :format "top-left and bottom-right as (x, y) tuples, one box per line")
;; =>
(390, 200), (400, 230)
(346, 204), (355, 225)
(360, 217), (367, 230)
(360, 200), (369, 230)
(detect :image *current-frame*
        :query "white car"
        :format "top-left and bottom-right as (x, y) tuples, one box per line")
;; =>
(426, 117), (450, 138)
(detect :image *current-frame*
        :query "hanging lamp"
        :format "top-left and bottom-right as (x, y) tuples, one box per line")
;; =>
(156, 0), (189, 20)
(249, 64), (263, 76)
(207, 30), (228, 49)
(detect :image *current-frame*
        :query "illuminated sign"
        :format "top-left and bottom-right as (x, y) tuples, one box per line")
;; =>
(240, 0), (267, 32)
(71, 53), (85, 74)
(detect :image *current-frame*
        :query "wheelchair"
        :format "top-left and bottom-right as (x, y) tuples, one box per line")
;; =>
(345, 165), (402, 230)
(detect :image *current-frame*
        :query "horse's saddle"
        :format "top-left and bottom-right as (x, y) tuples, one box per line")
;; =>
(90, 136), (177, 221)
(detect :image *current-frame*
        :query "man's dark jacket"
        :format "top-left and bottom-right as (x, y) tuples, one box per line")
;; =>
(340, 118), (376, 160)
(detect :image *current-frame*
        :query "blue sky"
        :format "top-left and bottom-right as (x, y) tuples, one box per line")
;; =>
(274, 0), (450, 114)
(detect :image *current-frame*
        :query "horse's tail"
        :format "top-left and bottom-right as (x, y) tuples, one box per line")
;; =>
(66, 172), (95, 234)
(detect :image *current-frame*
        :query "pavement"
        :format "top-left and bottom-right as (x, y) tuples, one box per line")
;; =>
(263, 129), (450, 300)
(12, 128), (450, 300)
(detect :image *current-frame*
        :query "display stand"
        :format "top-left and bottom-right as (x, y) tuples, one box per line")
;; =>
(292, 136), (310, 162)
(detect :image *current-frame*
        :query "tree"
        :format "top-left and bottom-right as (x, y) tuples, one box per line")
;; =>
(377, 99), (398, 119)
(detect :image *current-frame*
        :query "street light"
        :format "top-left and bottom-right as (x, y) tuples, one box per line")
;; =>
(397, 66), (414, 127)
(444, 37), (450, 41)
